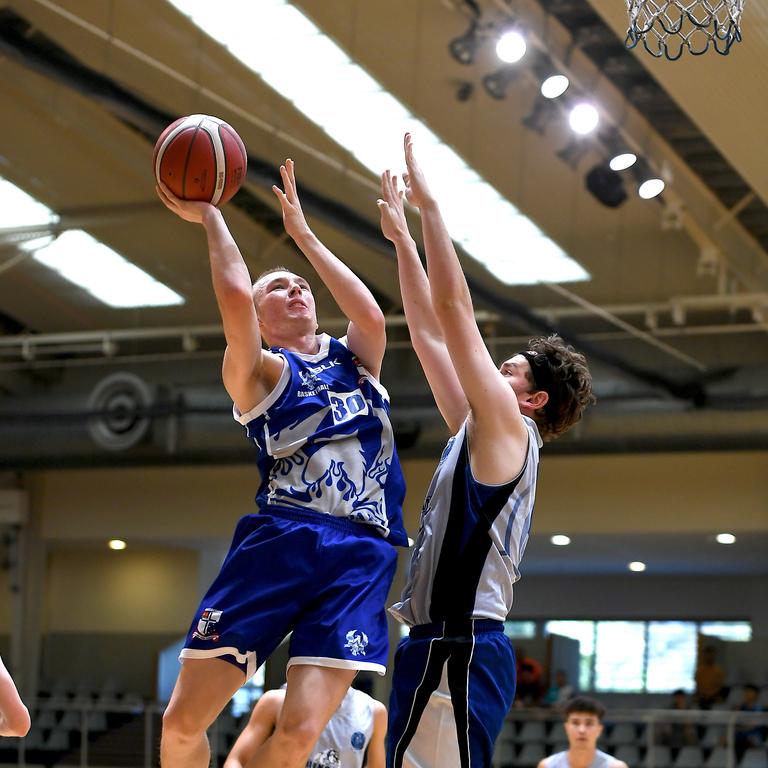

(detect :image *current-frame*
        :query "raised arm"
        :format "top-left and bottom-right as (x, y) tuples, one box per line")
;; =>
(272, 159), (386, 377)
(378, 171), (469, 432)
(156, 184), (283, 414)
(402, 134), (529, 482)
(223, 690), (283, 768)
(0, 658), (30, 737)
(365, 701), (388, 768)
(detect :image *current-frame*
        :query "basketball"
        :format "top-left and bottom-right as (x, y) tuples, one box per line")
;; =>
(153, 114), (247, 206)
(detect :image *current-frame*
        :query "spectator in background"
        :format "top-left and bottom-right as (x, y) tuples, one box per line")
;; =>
(543, 670), (575, 710)
(0, 657), (30, 738)
(695, 645), (726, 709)
(658, 689), (696, 749)
(515, 647), (544, 706)
(733, 684), (765, 761)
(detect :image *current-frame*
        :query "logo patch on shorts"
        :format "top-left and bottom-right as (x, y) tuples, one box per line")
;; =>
(307, 748), (340, 767)
(192, 608), (222, 641)
(351, 731), (365, 750)
(344, 629), (369, 656)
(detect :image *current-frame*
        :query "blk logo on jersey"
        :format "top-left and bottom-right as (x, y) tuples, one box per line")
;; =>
(344, 629), (369, 656)
(193, 608), (222, 641)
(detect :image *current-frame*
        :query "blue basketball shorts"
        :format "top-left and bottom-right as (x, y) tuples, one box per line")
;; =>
(387, 619), (516, 768)
(180, 508), (398, 679)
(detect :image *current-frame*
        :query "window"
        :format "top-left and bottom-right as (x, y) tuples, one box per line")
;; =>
(544, 620), (750, 693)
(646, 622), (697, 692)
(504, 621), (537, 639)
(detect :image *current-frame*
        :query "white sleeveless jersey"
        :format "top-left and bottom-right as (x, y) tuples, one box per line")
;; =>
(544, 749), (617, 767)
(390, 417), (542, 626)
(306, 688), (376, 768)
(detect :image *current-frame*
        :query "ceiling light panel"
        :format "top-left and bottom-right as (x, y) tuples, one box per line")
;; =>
(167, 0), (590, 286)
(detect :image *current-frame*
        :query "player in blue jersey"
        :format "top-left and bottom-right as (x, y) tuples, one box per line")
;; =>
(156, 160), (407, 768)
(377, 135), (594, 768)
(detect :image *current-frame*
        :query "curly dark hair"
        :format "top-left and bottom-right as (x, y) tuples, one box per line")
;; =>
(524, 334), (595, 440)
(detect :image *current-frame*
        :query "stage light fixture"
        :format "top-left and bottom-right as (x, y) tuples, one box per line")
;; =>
(496, 29), (527, 63)
(482, 67), (520, 100)
(639, 178), (665, 199)
(569, 103), (599, 134)
(585, 163), (628, 208)
(609, 152), (637, 171)
(449, 20), (482, 65)
(541, 74), (569, 99)
(556, 139), (590, 169)
(521, 96), (558, 133)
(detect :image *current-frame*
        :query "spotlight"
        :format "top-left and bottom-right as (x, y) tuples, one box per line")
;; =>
(639, 178), (665, 199)
(716, 533), (736, 544)
(108, 539), (127, 550)
(585, 163), (628, 208)
(551, 534), (571, 546)
(569, 102), (599, 134)
(521, 96), (557, 133)
(609, 153), (637, 171)
(556, 139), (590, 169)
(496, 29), (527, 63)
(449, 20), (481, 65)
(541, 74), (569, 99)
(628, 561), (646, 572)
(455, 80), (475, 102)
(482, 67), (519, 100)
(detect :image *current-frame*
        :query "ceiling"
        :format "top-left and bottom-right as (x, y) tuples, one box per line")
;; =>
(0, 0), (767, 468)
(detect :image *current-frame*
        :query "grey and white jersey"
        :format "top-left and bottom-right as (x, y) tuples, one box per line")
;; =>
(544, 749), (617, 767)
(390, 416), (542, 626)
(306, 688), (376, 768)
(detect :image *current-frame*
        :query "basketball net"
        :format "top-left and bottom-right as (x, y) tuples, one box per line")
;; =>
(625, 0), (746, 59)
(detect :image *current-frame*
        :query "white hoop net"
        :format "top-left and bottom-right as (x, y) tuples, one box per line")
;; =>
(625, 0), (746, 59)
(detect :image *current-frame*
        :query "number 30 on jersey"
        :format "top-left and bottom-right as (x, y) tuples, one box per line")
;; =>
(329, 390), (369, 425)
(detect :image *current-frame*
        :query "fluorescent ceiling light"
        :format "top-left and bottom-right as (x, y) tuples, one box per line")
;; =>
(628, 561), (647, 572)
(108, 539), (127, 550)
(167, 0), (589, 286)
(715, 533), (736, 545)
(550, 534), (571, 546)
(2, 176), (183, 308)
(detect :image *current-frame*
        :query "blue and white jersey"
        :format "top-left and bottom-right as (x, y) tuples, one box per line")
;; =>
(234, 333), (408, 546)
(390, 416), (542, 625)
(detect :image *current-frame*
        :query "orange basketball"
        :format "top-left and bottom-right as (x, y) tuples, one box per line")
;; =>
(153, 115), (247, 206)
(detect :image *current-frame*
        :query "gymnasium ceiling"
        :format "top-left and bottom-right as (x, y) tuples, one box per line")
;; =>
(0, 0), (767, 468)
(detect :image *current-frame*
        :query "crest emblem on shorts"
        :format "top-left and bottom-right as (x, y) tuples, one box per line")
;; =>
(351, 731), (365, 750)
(344, 629), (368, 656)
(194, 608), (222, 641)
(307, 748), (340, 768)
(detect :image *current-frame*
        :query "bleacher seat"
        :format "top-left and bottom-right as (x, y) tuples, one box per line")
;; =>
(614, 744), (640, 766)
(739, 749), (768, 768)
(87, 710), (108, 732)
(511, 742), (546, 767)
(645, 745), (673, 768)
(516, 721), (547, 743)
(674, 746), (704, 768)
(705, 746), (732, 768)
(58, 710), (80, 731)
(22, 727), (44, 749)
(547, 723), (566, 744)
(702, 725), (726, 748)
(34, 710), (57, 729)
(493, 738), (516, 767)
(493, 738), (517, 768)
(609, 723), (637, 746)
(43, 728), (69, 751)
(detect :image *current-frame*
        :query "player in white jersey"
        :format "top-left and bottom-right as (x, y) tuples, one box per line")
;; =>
(225, 685), (387, 768)
(156, 159), (405, 768)
(377, 134), (594, 768)
(539, 697), (629, 768)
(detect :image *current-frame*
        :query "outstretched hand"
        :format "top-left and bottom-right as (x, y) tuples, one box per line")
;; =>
(156, 181), (216, 224)
(272, 158), (310, 240)
(377, 170), (411, 243)
(402, 132), (435, 209)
